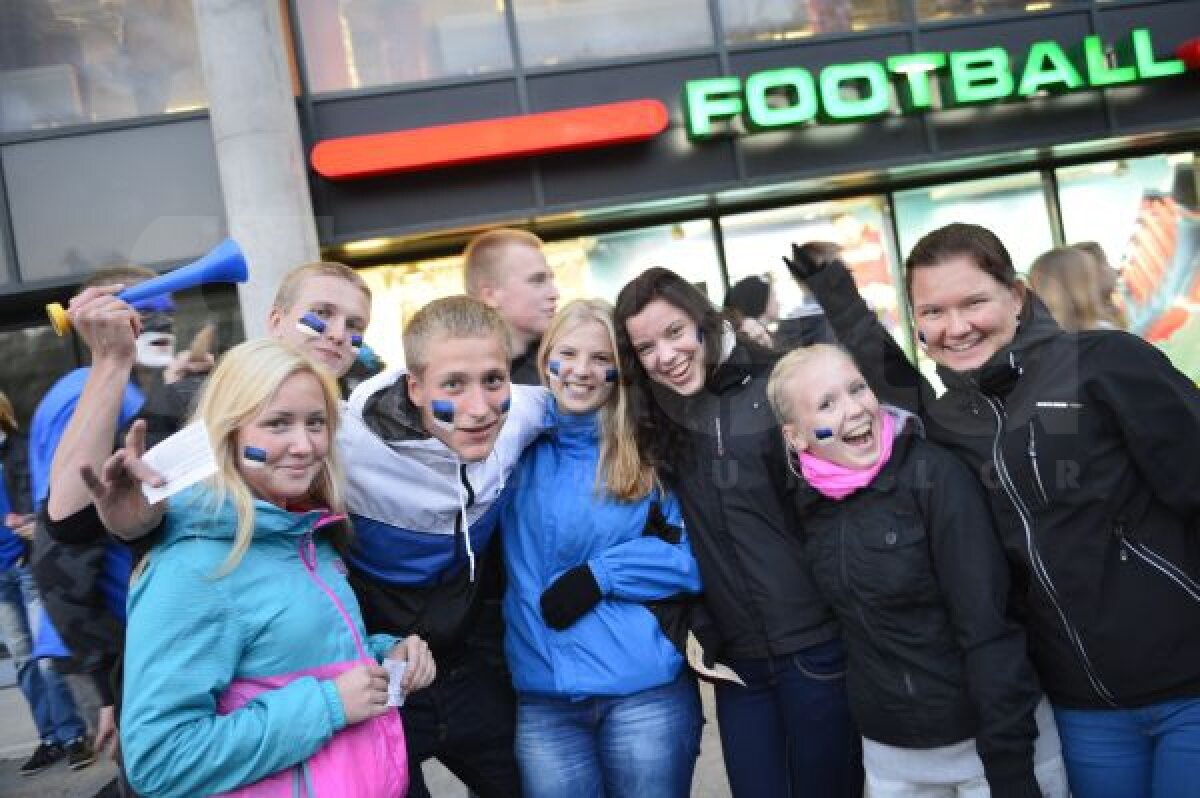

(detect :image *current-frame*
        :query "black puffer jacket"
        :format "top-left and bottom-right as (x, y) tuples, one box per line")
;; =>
(809, 260), (1200, 709)
(655, 342), (837, 660)
(796, 417), (1042, 797)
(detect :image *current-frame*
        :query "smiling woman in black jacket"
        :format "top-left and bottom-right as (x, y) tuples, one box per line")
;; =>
(797, 225), (1200, 798)
(614, 267), (861, 798)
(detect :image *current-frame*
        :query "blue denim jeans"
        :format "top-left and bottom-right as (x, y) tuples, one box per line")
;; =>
(714, 639), (861, 798)
(515, 673), (702, 798)
(0, 565), (86, 745)
(1053, 697), (1200, 798)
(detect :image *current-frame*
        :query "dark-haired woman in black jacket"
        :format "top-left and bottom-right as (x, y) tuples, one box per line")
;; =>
(795, 225), (1200, 798)
(614, 267), (860, 798)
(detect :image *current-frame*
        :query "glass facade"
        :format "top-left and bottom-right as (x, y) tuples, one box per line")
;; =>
(916, 0), (1084, 20)
(0, 0), (206, 134)
(721, 0), (904, 43)
(357, 221), (720, 369)
(894, 172), (1055, 274)
(1058, 152), (1200, 380)
(293, 0), (512, 93)
(512, 0), (713, 67)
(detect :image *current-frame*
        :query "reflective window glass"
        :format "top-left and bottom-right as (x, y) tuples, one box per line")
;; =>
(355, 222), (720, 370)
(1057, 152), (1200, 379)
(916, 0), (1083, 20)
(893, 172), (1053, 275)
(294, 0), (512, 93)
(0, 0), (206, 134)
(513, 0), (713, 68)
(3, 119), (225, 281)
(721, 0), (903, 43)
(721, 197), (912, 353)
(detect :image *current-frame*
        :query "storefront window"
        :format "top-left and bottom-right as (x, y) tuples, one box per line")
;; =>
(721, 197), (912, 353)
(294, 0), (512, 93)
(1057, 152), (1200, 379)
(915, 0), (1083, 19)
(893, 171), (1053, 274)
(513, 0), (713, 68)
(355, 222), (720, 369)
(721, 0), (903, 43)
(0, 0), (206, 135)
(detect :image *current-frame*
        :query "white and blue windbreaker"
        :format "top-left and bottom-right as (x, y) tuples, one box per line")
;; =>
(337, 368), (550, 649)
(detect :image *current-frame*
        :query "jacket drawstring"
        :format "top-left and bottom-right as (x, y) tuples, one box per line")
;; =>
(457, 459), (476, 582)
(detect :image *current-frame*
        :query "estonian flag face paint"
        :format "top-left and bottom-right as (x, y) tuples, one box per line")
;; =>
(242, 446), (268, 468)
(350, 334), (363, 350)
(813, 427), (835, 445)
(546, 360), (562, 381)
(431, 399), (456, 432)
(604, 367), (619, 383)
(297, 312), (326, 338)
(499, 396), (511, 415)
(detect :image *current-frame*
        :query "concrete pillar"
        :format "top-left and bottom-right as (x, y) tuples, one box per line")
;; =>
(191, 0), (319, 339)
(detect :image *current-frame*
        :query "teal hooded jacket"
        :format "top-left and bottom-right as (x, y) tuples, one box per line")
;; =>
(121, 485), (401, 798)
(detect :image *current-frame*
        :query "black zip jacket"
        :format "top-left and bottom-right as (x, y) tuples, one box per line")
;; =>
(809, 260), (1200, 709)
(796, 420), (1041, 797)
(655, 343), (838, 659)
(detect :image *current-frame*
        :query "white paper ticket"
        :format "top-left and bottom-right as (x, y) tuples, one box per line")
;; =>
(141, 421), (218, 504)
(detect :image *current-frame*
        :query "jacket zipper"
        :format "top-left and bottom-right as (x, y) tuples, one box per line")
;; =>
(300, 531), (369, 659)
(1116, 521), (1200, 603)
(983, 396), (1117, 706)
(714, 416), (724, 458)
(1026, 423), (1050, 504)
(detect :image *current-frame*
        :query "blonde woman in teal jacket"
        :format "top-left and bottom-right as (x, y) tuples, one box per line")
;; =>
(86, 339), (432, 798)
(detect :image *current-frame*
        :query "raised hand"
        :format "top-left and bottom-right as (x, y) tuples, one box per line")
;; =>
(782, 241), (844, 282)
(66, 285), (141, 365)
(79, 420), (166, 541)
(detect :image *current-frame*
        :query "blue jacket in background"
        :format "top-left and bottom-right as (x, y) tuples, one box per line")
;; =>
(502, 404), (702, 699)
(121, 484), (399, 798)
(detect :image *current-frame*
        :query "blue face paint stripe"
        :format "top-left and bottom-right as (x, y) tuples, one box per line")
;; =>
(297, 312), (326, 337)
(499, 397), (511, 414)
(813, 428), (835, 444)
(431, 399), (455, 427)
(242, 446), (268, 467)
(605, 367), (619, 383)
(547, 360), (562, 380)
(350, 334), (363, 349)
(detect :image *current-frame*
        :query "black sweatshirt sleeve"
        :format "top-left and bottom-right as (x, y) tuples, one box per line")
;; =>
(918, 444), (1043, 798)
(804, 258), (936, 417)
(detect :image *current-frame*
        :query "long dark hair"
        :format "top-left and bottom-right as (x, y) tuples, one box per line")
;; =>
(613, 268), (730, 473)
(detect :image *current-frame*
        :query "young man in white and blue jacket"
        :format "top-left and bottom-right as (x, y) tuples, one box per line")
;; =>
(339, 295), (550, 798)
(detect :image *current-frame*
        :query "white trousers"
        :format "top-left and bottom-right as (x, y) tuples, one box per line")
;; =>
(863, 697), (1070, 798)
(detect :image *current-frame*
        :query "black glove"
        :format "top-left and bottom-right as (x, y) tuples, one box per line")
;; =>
(782, 241), (843, 282)
(540, 565), (603, 630)
(641, 501), (682, 545)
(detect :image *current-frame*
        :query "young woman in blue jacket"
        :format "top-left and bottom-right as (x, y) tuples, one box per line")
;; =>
(84, 339), (435, 798)
(501, 299), (704, 798)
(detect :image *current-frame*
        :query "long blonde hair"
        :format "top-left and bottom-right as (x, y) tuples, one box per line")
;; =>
(192, 339), (346, 575)
(1029, 247), (1109, 332)
(538, 299), (657, 501)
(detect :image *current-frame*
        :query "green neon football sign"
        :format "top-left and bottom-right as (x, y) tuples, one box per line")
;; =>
(683, 28), (1187, 138)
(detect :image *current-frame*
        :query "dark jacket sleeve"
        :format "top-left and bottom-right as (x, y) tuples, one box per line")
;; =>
(917, 445), (1042, 798)
(804, 259), (936, 416)
(3, 432), (33, 515)
(1085, 332), (1200, 520)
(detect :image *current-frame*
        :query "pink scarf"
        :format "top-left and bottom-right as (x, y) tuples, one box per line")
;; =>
(799, 411), (897, 501)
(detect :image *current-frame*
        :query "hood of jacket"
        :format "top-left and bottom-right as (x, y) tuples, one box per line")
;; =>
(164, 483), (333, 546)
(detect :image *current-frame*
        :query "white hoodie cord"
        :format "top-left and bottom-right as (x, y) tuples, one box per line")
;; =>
(457, 458), (476, 583)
